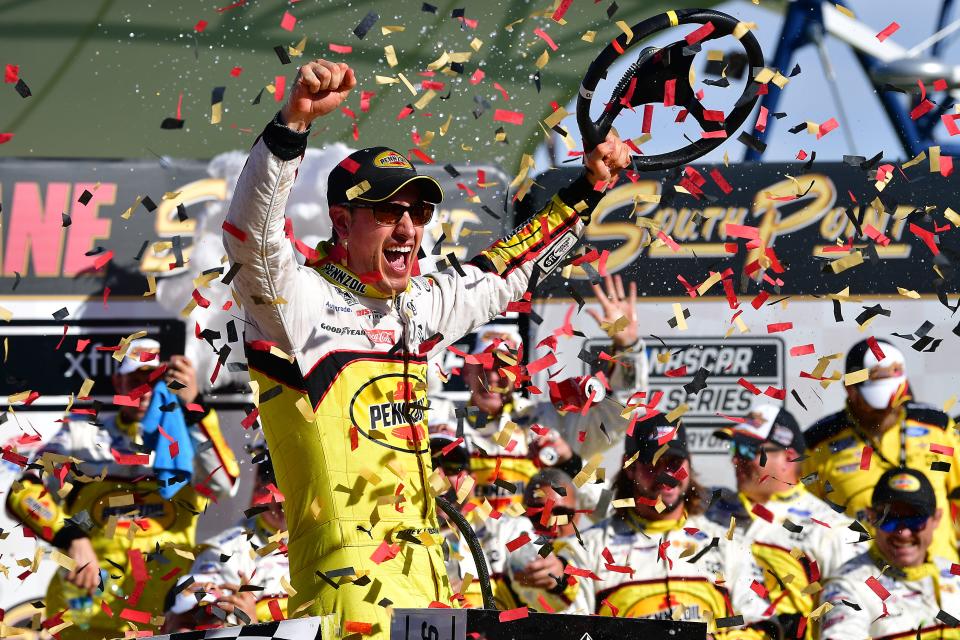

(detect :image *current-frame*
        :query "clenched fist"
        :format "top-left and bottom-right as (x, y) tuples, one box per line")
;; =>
(280, 59), (357, 131)
(584, 132), (632, 185)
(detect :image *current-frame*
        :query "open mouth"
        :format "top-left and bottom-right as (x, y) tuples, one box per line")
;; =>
(383, 245), (413, 277)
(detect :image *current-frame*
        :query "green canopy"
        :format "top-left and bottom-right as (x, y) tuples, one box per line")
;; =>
(1, 0), (717, 170)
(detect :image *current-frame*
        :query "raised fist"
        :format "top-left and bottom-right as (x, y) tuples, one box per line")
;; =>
(280, 59), (357, 131)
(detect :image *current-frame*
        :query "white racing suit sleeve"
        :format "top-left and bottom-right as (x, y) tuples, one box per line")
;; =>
(819, 575), (873, 640)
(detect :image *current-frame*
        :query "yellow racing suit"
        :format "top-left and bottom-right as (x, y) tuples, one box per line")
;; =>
(6, 411), (238, 639)
(802, 401), (960, 562)
(706, 485), (865, 638)
(222, 116), (603, 637)
(546, 513), (772, 640)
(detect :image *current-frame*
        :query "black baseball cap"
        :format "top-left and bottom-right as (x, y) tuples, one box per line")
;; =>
(713, 404), (805, 453)
(327, 147), (443, 206)
(872, 467), (936, 517)
(625, 413), (689, 464)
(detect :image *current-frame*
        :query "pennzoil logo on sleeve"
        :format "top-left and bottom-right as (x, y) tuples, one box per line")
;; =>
(374, 151), (413, 169)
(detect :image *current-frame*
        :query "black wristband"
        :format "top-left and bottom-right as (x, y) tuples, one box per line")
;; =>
(51, 524), (89, 550)
(261, 111), (310, 161)
(556, 452), (584, 478)
(557, 173), (605, 214)
(179, 393), (210, 425)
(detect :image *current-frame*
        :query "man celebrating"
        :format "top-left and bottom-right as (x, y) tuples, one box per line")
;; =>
(820, 467), (960, 640)
(222, 59), (631, 636)
(803, 338), (960, 562)
(708, 404), (862, 639)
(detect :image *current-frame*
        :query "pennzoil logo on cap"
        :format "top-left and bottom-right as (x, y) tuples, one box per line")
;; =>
(888, 472), (922, 492)
(374, 151), (412, 169)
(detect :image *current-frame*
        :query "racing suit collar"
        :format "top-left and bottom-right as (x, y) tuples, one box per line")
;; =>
(624, 510), (688, 534)
(739, 483), (806, 513)
(868, 544), (937, 582)
(312, 240), (407, 299)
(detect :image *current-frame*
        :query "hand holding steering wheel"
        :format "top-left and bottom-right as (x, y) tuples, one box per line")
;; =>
(577, 8), (764, 172)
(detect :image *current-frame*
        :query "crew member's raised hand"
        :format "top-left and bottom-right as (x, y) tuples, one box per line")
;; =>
(584, 131), (632, 185)
(280, 59), (357, 131)
(586, 274), (638, 349)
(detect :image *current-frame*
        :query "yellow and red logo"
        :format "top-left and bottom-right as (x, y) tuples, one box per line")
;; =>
(888, 473), (922, 492)
(374, 151), (412, 169)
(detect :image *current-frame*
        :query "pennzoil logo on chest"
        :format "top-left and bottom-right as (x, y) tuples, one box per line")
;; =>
(349, 373), (429, 453)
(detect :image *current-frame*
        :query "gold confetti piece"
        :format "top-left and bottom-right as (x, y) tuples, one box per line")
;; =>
(505, 18), (525, 31)
(375, 75), (399, 85)
(386, 459), (405, 479)
(358, 468), (382, 485)
(8, 391), (30, 404)
(211, 102), (222, 125)
(754, 67), (775, 84)
(121, 195), (144, 220)
(897, 287), (920, 298)
(726, 517), (736, 540)
(944, 207), (960, 226)
(440, 114), (453, 136)
(611, 498), (636, 509)
(802, 581), (822, 595)
(573, 453), (604, 488)
(651, 442), (671, 467)
(544, 106), (569, 129)
(671, 604), (687, 620)
(697, 272), (723, 296)
(49, 549), (77, 572)
(622, 451), (640, 469)
(601, 315), (629, 338)
(535, 49), (550, 69)
(930, 145), (942, 173)
(143, 275), (157, 297)
(470, 37), (483, 51)
(672, 303), (688, 330)
(455, 474), (476, 502)
(108, 494), (134, 507)
(494, 421), (517, 447)
(384, 44), (398, 67)
(510, 154), (535, 189)
(844, 369), (869, 385)
(381, 25), (405, 35)
(666, 403), (689, 422)
(414, 90), (437, 111)
(654, 496), (667, 513)
(397, 73), (417, 96)
(616, 20), (634, 42)
(944, 394), (957, 413)
(162, 191), (182, 200)
(427, 52), (450, 70)
(0, 306), (11, 322)
(582, 30), (596, 42)
(834, 4), (855, 17)
(289, 37), (307, 57)
(346, 180), (371, 200)
(771, 71), (789, 89)
(448, 51), (472, 63)
(829, 251), (864, 274)
(809, 602), (833, 620)
(295, 397), (315, 421)
(418, 531), (436, 546)
(902, 150), (927, 169)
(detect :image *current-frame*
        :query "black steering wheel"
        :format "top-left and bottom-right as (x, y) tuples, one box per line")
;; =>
(577, 8), (764, 172)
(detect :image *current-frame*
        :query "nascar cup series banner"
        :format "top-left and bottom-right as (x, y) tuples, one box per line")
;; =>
(523, 164), (959, 487)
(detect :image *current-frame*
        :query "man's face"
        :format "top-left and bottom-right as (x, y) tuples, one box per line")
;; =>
(626, 455), (691, 518)
(846, 360), (907, 417)
(112, 368), (156, 422)
(330, 185), (426, 294)
(871, 504), (940, 568)
(731, 441), (793, 498)
(464, 361), (510, 416)
(525, 483), (579, 538)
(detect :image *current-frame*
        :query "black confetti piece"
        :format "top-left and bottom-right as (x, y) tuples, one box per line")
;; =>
(221, 262), (242, 285)
(445, 252), (466, 277)
(683, 367), (710, 395)
(176, 203), (188, 222)
(161, 118), (185, 129)
(422, 2), (438, 13)
(274, 45), (291, 65)
(251, 88), (264, 105)
(791, 389), (808, 411)
(534, 71), (541, 93)
(686, 537), (719, 564)
(353, 11), (379, 39)
(78, 190), (93, 205)
(932, 460), (951, 472)
(451, 8), (465, 18)
(14, 79), (31, 98)
(606, 2), (619, 18)
(789, 63), (802, 77)
(667, 307), (691, 328)
(62, 212), (72, 227)
(737, 131), (766, 153)
(782, 519), (803, 533)
(259, 384), (283, 403)
(211, 86), (226, 105)
(443, 164), (460, 178)
(937, 610), (960, 627)
(142, 196), (157, 212)
(715, 616), (744, 629)
(134, 240), (150, 261)
(52, 307), (69, 321)
(567, 283), (586, 311)
(840, 599), (861, 611)
(244, 505), (269, 519)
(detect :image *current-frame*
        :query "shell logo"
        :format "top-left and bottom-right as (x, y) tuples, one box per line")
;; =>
(888, 473), (922, 492)
(374, 151), (412, 169)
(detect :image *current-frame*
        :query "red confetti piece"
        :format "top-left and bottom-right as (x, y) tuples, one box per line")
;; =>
(751, 503), (775, 522)
(499, 607), (529, 622)
(506, 532), (531, 552)
(858, 446), (873, 470)
(527, 352), (557, 375)
(344, 621), (373, 635)
(866, 336), (885, 361)
(194, 20), (208, 32)
(911, 99), (935, 120)
(5, 64), (19, 83)
(951, 563), (960, 576)
(268, 598), (285, 621)
(817, 118), (839, 139)
(685, 21), (716, 45)
(789, 344), (815, 356)
(931, 443), (955, 456)
(370, 541), (401, 564)
(469, 68), (485, 85)
(340, 157), (361, 173)
(709, 168), (733, 194)
(765, 386), (786, 400)
(494, 109), (524, 125)
(329, 43), (353, 54)
(755, 106), (769, 133)
(111, 448), (150, 465)
(229, 66), (243, 77)
(534, 28), (559, 51)
(865, 576), (891, 600)
(119, 608), (152, 624)
(551, 0), (574, 22)
(750, 580), (769, 599)
(408, 147), (434, 164)
(665, 366), (688, 378)
(943, 113), (960, 136)
(280, 11), (296, 31)
(876, 22), (900, 41)
(216, 0), (246, 11)
(941, 156), (954, 177)
(738, 378), (761, 394)
(663, 78), (676, 107)
(493, 82), (510, 101)
(642, 104), (653, 133)
(767, 322), (792, 333)
(0, 133), (15, 145)
(274, 75), (286, 102)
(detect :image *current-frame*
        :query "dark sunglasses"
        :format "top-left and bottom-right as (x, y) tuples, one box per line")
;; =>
(876, 514), (930, 533)
(343, 202), (435, 227)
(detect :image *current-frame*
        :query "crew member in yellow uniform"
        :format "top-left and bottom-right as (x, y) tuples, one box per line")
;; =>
(803, 338), (960, 562)
(7, 339), (239, 639)
(709, 404), (864, 639)
(222, 59), (631, 638)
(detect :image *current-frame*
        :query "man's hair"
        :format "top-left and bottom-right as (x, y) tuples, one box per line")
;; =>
(524, 468), (576, 506)
(611, 467), (706, 516)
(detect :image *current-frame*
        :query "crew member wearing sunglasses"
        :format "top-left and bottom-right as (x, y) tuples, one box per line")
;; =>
(820, 467), (960, 640)
(519, 417), (773, 640)
(707, 405), (863, 640)
(223, 58), (633, 638)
